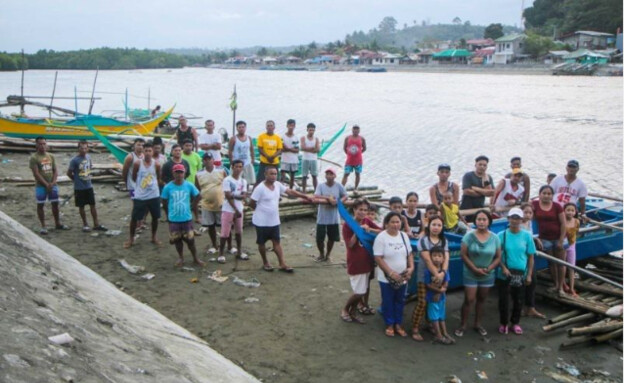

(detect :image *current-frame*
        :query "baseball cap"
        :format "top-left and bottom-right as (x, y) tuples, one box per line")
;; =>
(173, 164), (185, 173)
(202, 152), (213, 159)
(511, 168), (523, 175)
(438, 163), (451, 171)
(567, 159), (579, 168)
(508, 207), (524, 218)
(325, 167), (337, 176)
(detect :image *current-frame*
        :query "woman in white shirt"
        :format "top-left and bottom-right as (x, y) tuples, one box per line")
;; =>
(373, 212), (414, 337)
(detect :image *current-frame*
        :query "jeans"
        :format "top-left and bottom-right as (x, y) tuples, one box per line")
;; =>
(379, 282), (407, 326)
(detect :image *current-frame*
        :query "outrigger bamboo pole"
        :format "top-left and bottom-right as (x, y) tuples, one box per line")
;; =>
(588, 192), (623, 203)
(548, 309), (584, 324)
(542, 313), (597, 332)
(536, 250), (623, 289)
(568, 321), (622, 336)
(585, 218), (623, 232)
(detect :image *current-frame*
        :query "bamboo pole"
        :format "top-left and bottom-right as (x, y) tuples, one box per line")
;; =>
(592, 328), (623, 344)
(560, 334), (593, 348)
(542, 313), (597, 332)
(588, 192), (623, 202)
(568, 321), (622, 336)
(586, 218), (623, 232)
(548, 309), (584, 324)
(536, 290), (611, 315)
(536, 250), (623, 289)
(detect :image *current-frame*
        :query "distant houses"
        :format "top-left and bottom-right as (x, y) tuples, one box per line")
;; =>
(560, 31), (615, 50)
(493, 33), (527, 64)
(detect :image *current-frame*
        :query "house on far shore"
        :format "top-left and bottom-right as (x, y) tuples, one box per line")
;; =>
(466, 38), (494, 51)
(560, 31), (615, 50)
(473, 47), (496, 65)
(493, 33), (527, 64)
(432, 49), (472, 64)
(372, 53), (401, 66)
(415, 49), (437, 64)
(563, 49), (611, 64)
(544, 50), (570, 64)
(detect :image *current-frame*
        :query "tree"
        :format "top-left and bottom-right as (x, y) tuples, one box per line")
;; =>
(453, 17), (462, 25)
(257, 47), (268, 57)
(524, 33), (555, 58)
(378, 16), (398, 33)
(459, 38), (467, 48)
(484, 23), (504, 39)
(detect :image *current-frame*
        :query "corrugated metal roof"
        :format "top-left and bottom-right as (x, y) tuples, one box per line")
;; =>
(495, 33), (527, 43)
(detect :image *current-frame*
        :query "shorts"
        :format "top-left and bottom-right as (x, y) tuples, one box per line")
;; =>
(281, 162), (298, 172)
(242, 163), (256, 185)
(344, 164), (362, 174)
(255, 225), (280, 244)
(131, 197), (161, 221)
(541, 239), (560, 251)
(168, 221), (194, 243)
(316, 224), (340, 243)
(463, 272), (495, 288)
(565, 243), (576, 265)
(256, 163), (279, 183)
(427, 298), (447, 321)
(35, 185), (59, 204)
(349, 273), (370, 295)
(301, 159), (318, 177)
(75, 188), (96, 207)
(201, 210), (221, 226)
(221, 211), (243, 238)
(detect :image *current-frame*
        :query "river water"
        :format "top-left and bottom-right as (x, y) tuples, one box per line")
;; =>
(0, 68), (622, 199)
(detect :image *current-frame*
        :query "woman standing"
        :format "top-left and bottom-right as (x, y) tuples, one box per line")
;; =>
(532, 185), (567, 295)
(373, 212), (414, 337)
(456, 210), (501, 337)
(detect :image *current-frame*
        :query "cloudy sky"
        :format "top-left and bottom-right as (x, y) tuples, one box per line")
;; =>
(2, 0), (531, 52)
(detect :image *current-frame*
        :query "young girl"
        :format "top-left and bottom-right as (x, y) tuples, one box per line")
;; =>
(564, 203), (580, 297)
(402, 192), (423, 238)
(421, 204), (440, 238)
(520, 202), (545, 319)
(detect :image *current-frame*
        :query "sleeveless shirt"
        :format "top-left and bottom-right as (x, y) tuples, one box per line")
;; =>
(134, 159), (159, 200)
(232, 135), (251, 166)
(302, 136), (318, 161)
(345, 136), (363, 166)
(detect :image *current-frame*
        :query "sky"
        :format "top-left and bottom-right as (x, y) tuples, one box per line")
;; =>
(1, 0), (532, 53)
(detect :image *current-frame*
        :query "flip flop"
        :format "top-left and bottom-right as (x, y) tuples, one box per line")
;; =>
(278, 267), (294, 273)
(82, 226), (92, 232)
(340, 312), (353, 323)
(358, 305), (376, 315)
(385, 327), (395, 337)
(433, 337), (452, 345)
(412, 332), (424, 341)
(395, 326), (408, 337)
(474, 326), (488, 337)
(39, 228), (48, 235)
(93, 225), (108, 231)
(55, 224), (70, 230)
(511, 324), (523, 335)
(454, 328), (465, 338)
(351, 315), (365, 324)
(263, 265), (274, 272)
(123, 241), (133, 249)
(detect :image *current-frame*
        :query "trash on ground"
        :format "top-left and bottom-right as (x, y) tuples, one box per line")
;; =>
(483, 351), (495, 359)
(542, 368), (581, 383)
(1, 159), (14, 163)
(302, 243), (313, 248)
(3, 354), (30, 368)
(190, 277), (199, 283)
(48, 333), (75, 345)
(476, 371), (488, 380)
(233, 276), (261, 288)
(208, 270), (228, 283)
(244, 297), (260, 303)
(606, 304), (623, 317)
(447, 375), (462, 383)
(556, 362), (580, 377)
(141, 273), (155, 280)
(105, 230), (122, 236)
(181, 267), (195, 272)
(119, 259), (144, 274)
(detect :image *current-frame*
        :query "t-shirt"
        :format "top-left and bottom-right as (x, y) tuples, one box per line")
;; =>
(460, 171), (494, 210)
(343, 218), (380, 275)
(257, 133), (283, 165)
(181, 151), (202, 183)
(462, 231), (500, 281)
(161, 181), (199, 223)
(251, 181), (287, 227)
(161, 159), (190, 184)
(417, 236), (449, 282)
(373, 231), (411, 284)
(222, 176), (247, 213)
(198, 132), (222, 162)
(550, 175), (588, 205)
(440, 203), (460, 229)
(497, 229), (536, 279)
(425, 269), (450, 302)
(281, 133), (300, 165)
(315, 182), (347, 225)
(68, 154), (92, 190)
(196, 168), (226, 211)
(532, 200), (564, 240)
(29, 152), (56, 187)
(493, 179), (525, 213)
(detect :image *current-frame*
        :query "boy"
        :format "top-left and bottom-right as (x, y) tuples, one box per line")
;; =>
(388, 196), (410, 235)
(440, 191), (469, 234)
(425, 246), (454, 344)
(421, 204), (441, 236)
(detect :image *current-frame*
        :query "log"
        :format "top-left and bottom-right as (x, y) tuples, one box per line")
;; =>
(560, 334), (593, 348)
(548, 309), (584, 324)
(542, 313), (597, 332)
(592, 328), (624, 344)
(568, 321), (622, 336)
(536, 290), (611, 315)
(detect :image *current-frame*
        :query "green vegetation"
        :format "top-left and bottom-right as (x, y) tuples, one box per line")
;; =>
(484, 23), (504, 40)
(26, 48), (187, 70)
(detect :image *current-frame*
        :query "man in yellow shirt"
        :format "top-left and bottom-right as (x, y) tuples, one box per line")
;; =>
(255, 120), (283, 186)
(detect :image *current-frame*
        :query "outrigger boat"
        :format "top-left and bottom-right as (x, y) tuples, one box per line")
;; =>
(338, 198), (623, 290)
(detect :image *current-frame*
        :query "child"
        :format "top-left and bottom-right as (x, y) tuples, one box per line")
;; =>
(425, 246), (453, 344)
(401, 192), (422, 238)
(564, 203), (580, 297)
(546, 173), (557, 185)
(421, 204), (440, 238)
(389, 196), (410, 235)
(367, 202), (380, 225)
(440, 191), (469, 234)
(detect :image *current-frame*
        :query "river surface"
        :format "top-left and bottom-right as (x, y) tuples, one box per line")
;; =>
(0, 68), (622, 199)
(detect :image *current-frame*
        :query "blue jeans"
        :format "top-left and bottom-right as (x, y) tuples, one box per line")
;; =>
(379, 282), (407, 326)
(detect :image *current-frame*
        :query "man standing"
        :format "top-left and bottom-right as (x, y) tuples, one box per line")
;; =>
(125, 142), (162, 248)
(493, 168), (525, 216)
(199, 119), (223, 167)
(195, 153), (227, 257)
(429, 163), (459, 206)
(460, 155), (494, 222)
(255, 120), (282, 186)
(504, 156), (531, 202)
(341, 125), (366, 191)
(121, 138), (145, 198)
(313, 168), (347, 262)
(228, 120), (256, 187)
(152, 137), (167, 168)
(550, 160), (588, 217)
(162, 164), (204, 267)
(250, 166), (312, 272)
(174, 116), (198, 150)
(67, 140), (107, 232)
(160, 144), (190, 220)
(280, 119), (300, 189)
(30, 136), (68, 234)
(300, 122), (320, 193)
(181, 139), (202, 184)
(219, 159), (248, 264)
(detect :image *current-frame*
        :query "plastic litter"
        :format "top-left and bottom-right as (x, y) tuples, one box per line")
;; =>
(302, 243), (313, 248)
(591, 369), (611, 376)
(556, 362), (580, 377)
(476, 371), (488, 380)
(181, 267), (195, 272)
(1, 159), (13, 163)
(48, 333), (75, 345)
(244, 297), (260, 303)
(190, 277), (199, 283)
(207, 270), (228, 283)
(543, 368), (581, 383)
(119, 259), (144, 274)
(105, 230), (122, 236)
(606, 304), (623, 317)
(232, 276), (261, 288)
(447, 375), (462, 383)
(141, 273), (155, 280)
(483, 351), (495, 359)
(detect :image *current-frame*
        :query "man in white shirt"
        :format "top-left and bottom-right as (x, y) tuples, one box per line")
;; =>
(250, 166), (313, 272)
(550, 159), (588, 217)
(280, 119), (300, 189)
(199, 119), (223, 167)
(219, 159), (248, 264)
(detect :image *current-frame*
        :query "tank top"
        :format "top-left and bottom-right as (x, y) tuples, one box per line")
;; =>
(434, 182), (455, 205)
(402, 209), (422, 236)
(134, 159), (159, 200)
(176, 126), (194, 146)
(494, 179), (525, 213)
(302, 136), (318, 161)
(345, 135), (363, 166)
(232, 135), (251, 166)
(126, 152), (143, 191)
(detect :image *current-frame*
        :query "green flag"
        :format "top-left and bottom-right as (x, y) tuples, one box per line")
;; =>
(229, 86), (237, 111)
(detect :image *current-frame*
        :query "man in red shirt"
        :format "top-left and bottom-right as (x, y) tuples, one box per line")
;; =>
(341, 125), (366, 191)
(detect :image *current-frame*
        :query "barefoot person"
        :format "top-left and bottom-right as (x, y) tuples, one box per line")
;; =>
(313, 168), (347, 262)
(280, 119), (299, 189)
(161, 164), (204, 267)
(460, 155), (494, 223)
(67, 140), (107, 232)
(228, 120), (256, 188)
(300, 123), (320, 193)
(249, 166), (312, 272)
(255, 120), (283, 186)
(341, 125), (366, 191)
(220, 160), (248, 264)
(30, 136), (68, 234)
(195, 153), (227, 259)
(125, 142), (162, 248)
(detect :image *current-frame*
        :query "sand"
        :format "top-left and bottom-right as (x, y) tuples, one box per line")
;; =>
(0, 150), (621, 382)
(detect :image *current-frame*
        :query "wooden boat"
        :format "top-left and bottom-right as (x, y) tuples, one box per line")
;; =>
(0, 106), (174, 140)
(338, 198), (623, 290)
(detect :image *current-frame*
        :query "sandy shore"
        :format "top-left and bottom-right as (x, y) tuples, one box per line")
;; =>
(0, 150), (621, 382)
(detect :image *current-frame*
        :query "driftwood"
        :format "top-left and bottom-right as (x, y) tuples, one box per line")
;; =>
(548, 309), (584, 324)
(568, 320), (622, 336)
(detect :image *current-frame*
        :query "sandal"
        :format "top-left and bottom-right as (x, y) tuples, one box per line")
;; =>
(238, 253), (250, 261)
(39, 227), (49, 235)
(445, 335), (456, 344)
(411, 332), (424, 341)
(385, 327), (395, 337)
(340, 312), (353, 323)
(93, 225), (108, 231)
(395, 326), (408, 337)
(511, 324), (523, 335)
(217, 256), (226, 264)
(454, 328), (465, 338)
(82, 226), (92, 232)
(474, 326), (488, 337)
(263, 264), (274, 272)
(433, 337), (452, 345)
(55, 224), (70, 230)
(358, 305), (376, 315)
(351, 315), (365, 324)
(498, 325), (508, 335)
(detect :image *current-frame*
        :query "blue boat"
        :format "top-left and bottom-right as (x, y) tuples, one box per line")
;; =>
(338, 198), (622, 290)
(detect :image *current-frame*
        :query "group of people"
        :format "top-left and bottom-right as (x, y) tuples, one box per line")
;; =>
(29, 121), (590, 343)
